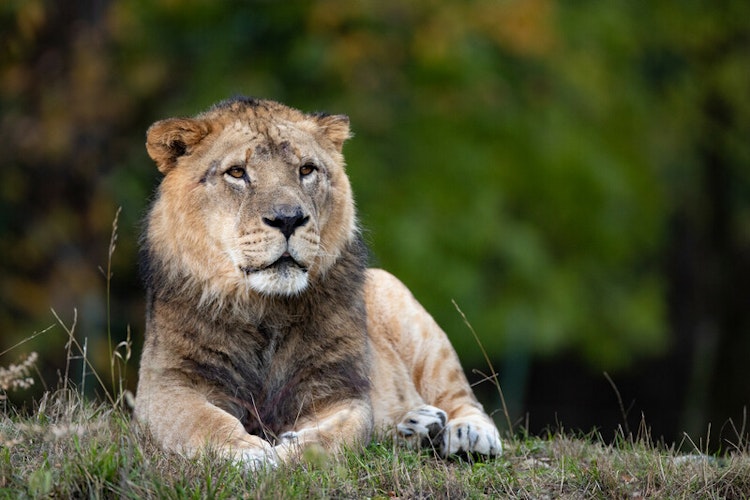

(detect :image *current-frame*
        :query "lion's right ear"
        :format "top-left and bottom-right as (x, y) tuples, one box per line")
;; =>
(146, 118), (212, 174)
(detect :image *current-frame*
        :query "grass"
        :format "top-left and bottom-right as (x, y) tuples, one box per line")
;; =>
(2, 388), (750, 498)
(2, 213), (750, 498)
(2, 315), (750, 500)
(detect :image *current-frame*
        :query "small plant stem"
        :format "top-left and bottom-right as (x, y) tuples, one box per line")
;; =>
(105, 207), (122, 400)
(52, 308), (116, 406)
(452, 299), (513, 434)
(604, 372), (631, 439)
(0, 325), (55, 358)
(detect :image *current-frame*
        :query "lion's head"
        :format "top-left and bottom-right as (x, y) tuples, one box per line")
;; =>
(143, 97), (355, 302)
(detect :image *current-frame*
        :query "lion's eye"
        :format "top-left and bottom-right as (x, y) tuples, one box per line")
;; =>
(299, 163), (317, 177)
(225, 166), (246, 179)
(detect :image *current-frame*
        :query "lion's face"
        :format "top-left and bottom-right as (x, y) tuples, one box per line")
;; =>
(145, 98), (355, 298)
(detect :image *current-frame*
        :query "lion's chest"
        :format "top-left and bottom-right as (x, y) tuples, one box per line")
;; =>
(192, 320), (328, 439)
(163, 251), (370, 441)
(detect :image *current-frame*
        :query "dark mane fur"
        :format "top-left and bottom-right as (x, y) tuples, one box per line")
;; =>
(141, 230), (371, 441)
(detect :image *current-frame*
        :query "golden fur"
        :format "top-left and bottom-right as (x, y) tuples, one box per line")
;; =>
(135, 97), (501, 468)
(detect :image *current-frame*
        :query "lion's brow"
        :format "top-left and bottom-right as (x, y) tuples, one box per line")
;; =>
(199, 160), (220, 184)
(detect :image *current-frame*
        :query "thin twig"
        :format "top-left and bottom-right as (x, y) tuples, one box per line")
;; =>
(604, 372), (631, 439)
(105, 207), (122, 399)
(452, 299), (513, 434)
(51, 308), (116, 406)
(0, 324), (55, 358)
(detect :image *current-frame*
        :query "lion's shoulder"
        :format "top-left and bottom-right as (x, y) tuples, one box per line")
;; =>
(364, 268), (435, 347)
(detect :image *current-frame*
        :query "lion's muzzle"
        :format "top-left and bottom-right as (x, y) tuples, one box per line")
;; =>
(239, 204), (316, 296)
(262, 204), (309, 240)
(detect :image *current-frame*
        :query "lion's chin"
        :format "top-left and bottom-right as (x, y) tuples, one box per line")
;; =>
(244, 261), (310, 296)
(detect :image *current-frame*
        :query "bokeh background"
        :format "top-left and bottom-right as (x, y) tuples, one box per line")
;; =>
(2, 0), (749, 448)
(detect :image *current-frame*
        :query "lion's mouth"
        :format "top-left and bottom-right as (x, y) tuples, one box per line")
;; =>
(240, 252), (308, 276)
(272, 254), (307, 271)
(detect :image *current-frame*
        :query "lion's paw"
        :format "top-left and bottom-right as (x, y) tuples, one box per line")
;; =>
(234, 447), (279, 472)
(273, 431), (301, 462)
(278, 430), (300, 444)
(396, 404), (447, 448)
(441, 417), (502, 457)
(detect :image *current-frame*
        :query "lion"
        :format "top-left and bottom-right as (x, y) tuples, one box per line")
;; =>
(135, 97), (502, 469)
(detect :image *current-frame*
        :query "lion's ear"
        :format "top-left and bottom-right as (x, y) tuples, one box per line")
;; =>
(146, 118), (212, 174)
(315, 114), (351, 152)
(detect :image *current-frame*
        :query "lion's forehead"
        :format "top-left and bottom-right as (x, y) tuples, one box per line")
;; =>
(201, 118), (321, 167)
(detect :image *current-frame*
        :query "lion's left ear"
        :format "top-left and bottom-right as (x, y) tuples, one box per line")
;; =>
(314, 114), (351, 152)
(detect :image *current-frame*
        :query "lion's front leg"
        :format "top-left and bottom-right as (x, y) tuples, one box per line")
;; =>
(271, 399), (373, 462)
(135, 381), (279, 470)
(365, 268), (503, 459)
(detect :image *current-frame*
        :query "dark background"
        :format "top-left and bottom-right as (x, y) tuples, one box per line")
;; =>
(2, 0), (749, 450)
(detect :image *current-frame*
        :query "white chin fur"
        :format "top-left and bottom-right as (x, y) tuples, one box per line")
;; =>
(247, 268), (309, 296)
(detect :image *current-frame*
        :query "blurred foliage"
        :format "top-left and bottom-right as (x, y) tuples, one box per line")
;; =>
(0, 0), (748, 430)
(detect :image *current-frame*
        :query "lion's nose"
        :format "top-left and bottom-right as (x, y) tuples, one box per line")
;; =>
(262, 205), (309, 239)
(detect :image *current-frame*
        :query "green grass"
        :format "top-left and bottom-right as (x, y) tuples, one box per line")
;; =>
(2, 388), (750, 499)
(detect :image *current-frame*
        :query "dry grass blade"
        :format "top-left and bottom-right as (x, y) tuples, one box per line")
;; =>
(51, 308), (117, 407)
(0, 325), (55, 358)
(451, 299), (513, 434)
